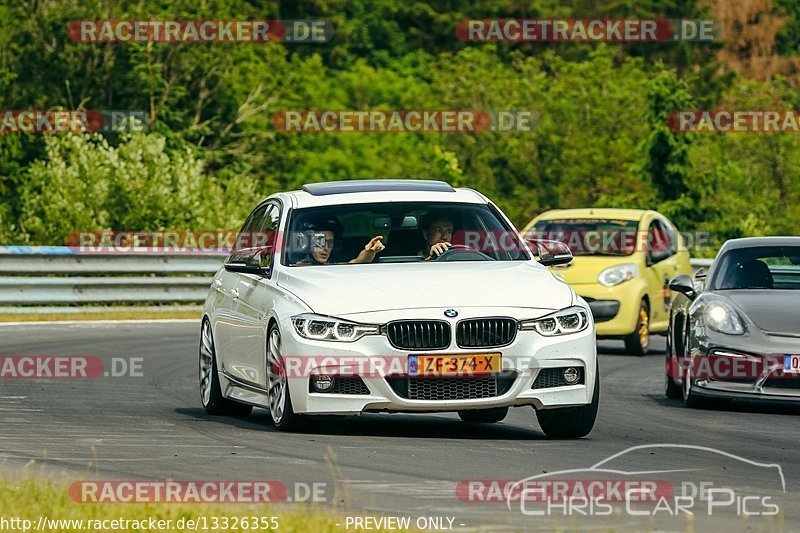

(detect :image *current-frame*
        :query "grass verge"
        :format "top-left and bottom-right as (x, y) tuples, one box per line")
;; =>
(0, 474), (410, 532)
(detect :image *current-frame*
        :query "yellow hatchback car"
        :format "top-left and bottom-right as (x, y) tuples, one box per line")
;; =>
(523, 209), (691, 355)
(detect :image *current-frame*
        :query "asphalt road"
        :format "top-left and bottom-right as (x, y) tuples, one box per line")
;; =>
(1, 321), (797, 532)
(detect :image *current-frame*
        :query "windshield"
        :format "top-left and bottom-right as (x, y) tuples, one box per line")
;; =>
(710, 246), (800, 290)
(283, 202), (530, 265)
(531, 219), (640, 257)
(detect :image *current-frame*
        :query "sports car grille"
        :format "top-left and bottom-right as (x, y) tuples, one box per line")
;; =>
(532, 367), (584, 389)
(385, 320), (450, 350)
(386, 373), (517, 400)
(456, 318), (517, 348)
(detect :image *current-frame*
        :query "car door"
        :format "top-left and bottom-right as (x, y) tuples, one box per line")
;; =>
(645, 219), (676, 328)
(659, 218), (687, 314)
(233, 201), (282, 388)
(214, 203), (271, 384)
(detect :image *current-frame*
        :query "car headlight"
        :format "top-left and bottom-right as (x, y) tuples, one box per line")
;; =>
(598, 263), (638, 287)
(519, 306), (590, 336)
(704, 301), (745, 335)
(291, 314), (380, 342)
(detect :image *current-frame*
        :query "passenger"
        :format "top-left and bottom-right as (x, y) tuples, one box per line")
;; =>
(295, 218), (384, 265)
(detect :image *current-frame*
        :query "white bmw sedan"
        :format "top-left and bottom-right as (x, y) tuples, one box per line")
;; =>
(200, 180), (599, 438)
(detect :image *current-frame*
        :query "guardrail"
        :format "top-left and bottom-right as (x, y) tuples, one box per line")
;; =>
(0, 246), (715, 312)
(0, 246), (225, 310)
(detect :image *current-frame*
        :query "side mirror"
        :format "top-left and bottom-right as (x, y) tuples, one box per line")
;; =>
(669, 274), (696, 300)
(527, 238), (573, 267)
(694, 267), (707, 280)
(224, 246), (274, 277)
(224, 262), (270, 277)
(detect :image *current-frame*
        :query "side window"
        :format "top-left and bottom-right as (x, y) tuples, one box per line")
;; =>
(661, 220), (678, 256)
(254, 204), (280, 270)
(227, 203), (279, 273)
(646, 220), (671, 263)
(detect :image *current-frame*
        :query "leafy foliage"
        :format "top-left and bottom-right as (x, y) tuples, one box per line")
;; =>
(0, 0), (799, 248)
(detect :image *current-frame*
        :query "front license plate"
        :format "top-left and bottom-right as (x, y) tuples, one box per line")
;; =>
(784, 355), (800, 373)
(408, 353), (501, 376)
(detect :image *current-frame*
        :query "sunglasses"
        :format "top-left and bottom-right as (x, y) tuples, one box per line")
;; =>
(312, 234), (335, 249)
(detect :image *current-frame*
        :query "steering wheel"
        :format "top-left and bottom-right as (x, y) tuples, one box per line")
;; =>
(432, 244), (494, 262)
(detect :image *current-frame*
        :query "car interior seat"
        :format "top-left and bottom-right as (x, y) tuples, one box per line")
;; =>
(728, 259), (774, 289)
(386, 229), (425, 256)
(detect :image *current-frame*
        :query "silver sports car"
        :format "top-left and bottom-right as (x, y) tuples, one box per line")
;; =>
(665, 237), (800, 406)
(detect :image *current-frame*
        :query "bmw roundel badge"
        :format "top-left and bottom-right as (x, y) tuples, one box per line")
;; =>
(444, 309), (458, 318)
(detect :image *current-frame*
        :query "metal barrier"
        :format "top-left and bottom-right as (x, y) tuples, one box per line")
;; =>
(0, 246), (715, 311)
(0, 246), (225, 308)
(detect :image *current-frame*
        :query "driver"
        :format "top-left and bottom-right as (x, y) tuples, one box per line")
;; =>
(420, 213), (454, 260)
(296, 218), (385, 265)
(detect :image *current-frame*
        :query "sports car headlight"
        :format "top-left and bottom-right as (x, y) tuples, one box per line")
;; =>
(598, 263), (638, 287)
(291, 314), (380, 342)
(519, 306), (590, 336)
(704, 302), (745, 335)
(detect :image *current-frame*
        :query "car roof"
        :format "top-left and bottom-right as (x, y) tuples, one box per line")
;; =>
(302, 179), (455, 196)
(532, 208), (652, 222)
(272, 180), (488, 208)
(719, 236), (800, 252)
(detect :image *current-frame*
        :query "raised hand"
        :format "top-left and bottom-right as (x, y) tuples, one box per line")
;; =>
(363, 235), (385, 254)
(350, 235), (385, 263)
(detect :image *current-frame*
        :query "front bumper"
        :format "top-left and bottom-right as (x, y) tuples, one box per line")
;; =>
(570, 281), (645, 337)
(278, 310), (597, 415)
(694, 380), (800, 401)
(687, 329), (800, 401)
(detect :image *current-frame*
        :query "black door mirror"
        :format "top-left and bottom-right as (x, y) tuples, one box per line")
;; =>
(526, 238), (573, 267)
(669, 274), (696, 300)
(224, 262), (269, 277)
(224, 245), (274, 277)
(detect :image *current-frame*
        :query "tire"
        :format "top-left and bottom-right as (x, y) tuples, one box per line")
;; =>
(458, 406), (508, 423)
(664, 320), (682, 399)
(681, 364), (706, 408)
(199, 319), (253, 417)
(536, 364), (600, 439)
(681, 332), (707, 408)
(624, 300), (650, 356)
(266, 325), (301, 431)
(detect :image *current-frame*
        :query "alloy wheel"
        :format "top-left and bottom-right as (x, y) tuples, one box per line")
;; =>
(199, 320), (214, 407)
(637, 305), (650, 351)
(266, 328), (287, 425)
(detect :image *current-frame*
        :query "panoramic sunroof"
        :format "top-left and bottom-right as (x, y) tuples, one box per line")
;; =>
(302, 179), (456, 196)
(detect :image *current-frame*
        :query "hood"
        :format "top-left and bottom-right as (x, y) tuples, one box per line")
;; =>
(277, 261), (573, 316)
(722, 290), (800, 334)
(550, 255), (641, 285)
